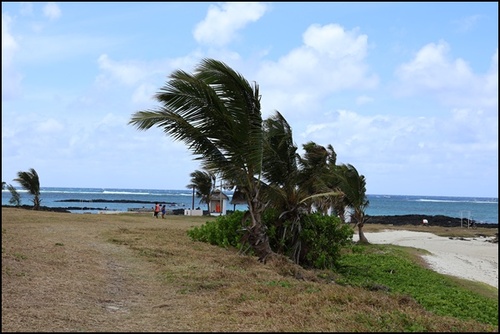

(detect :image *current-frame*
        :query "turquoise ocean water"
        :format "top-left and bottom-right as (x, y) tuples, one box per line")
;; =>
(2, 187), (498, 224)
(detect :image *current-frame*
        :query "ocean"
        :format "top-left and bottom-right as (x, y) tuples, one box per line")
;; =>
(2, 187), (498, 225)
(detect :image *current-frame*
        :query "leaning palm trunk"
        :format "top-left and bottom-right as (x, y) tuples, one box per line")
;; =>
(353, 210), (369, 244)
(33, 195), (41, 210)
(357, 222), (369, 244)
(239, 187), (275, 262)
(245, 216), (274, 262)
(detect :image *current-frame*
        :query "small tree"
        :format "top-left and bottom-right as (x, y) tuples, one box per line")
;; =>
(335, 164), (370, 244)
(13, 168), (41, 210)
(7, 184), (21, 206)
(186, 170), (215, 212)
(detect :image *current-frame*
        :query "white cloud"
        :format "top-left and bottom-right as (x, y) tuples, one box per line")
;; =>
(1, 13), (22, 99)
(302, 110), (431, 160)
(36, 119), (65, 133)
(257, 23), (378, 117)
(193, 2), (268, 47)
(2, 14), (18, 71)
(43, 2), (61, 20)
(94, 53), (202, 106)
(303, 24), (367, 61)
(97, 54), (148, 86)
(395, 41), (473, 89)
(394, 41), (498, 110)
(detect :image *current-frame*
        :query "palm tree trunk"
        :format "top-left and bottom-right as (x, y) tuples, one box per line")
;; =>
(33, 196), (41, 210)
(246, 223), (274, 263)
(244, 194), (275, 263)
(357, 223), (369, 244)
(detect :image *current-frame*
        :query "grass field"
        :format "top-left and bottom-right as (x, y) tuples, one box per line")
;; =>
(2, 208), (498, 332)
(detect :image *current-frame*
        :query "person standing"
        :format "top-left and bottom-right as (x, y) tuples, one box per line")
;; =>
(154, 203), (160, 218)
(161, 204), (166, 219)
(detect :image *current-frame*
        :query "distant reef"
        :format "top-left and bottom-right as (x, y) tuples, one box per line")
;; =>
(55, 199), (176, 205)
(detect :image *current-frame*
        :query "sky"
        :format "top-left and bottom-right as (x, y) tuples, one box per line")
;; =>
(2, 2), (498, 198)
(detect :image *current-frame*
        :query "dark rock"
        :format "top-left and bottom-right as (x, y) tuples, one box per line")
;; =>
(365, 214), (497, 229)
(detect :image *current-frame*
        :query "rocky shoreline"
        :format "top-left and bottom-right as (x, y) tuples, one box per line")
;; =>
(366, 214), (498, 229)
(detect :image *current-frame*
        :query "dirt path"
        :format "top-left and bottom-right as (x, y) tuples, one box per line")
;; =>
(2, 215), (189, 332)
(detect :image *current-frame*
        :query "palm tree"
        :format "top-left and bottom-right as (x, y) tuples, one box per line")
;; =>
(297, 141), (335, 214)
(13, 168), (41, 210)
(335, 164), (370, 243)
(129, 58), (275, 262)
(261, 117), (342, 264)
(7, 184), (21, 206)
(186, 170), (215, 212)
(260, 111), (307, 261)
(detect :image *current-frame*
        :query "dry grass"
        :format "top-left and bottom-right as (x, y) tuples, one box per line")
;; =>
(2, 208), (497, 332)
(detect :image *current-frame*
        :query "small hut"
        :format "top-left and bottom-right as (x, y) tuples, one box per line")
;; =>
(209, 189), (229, 216)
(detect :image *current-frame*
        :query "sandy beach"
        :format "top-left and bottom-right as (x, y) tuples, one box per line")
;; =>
(353, 230), (498, 289)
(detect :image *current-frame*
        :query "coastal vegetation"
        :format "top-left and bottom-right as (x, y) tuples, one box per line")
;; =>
(2, 182), (21, 206)
(129, 58), (370, 265)
(2, 208), (497, 331)
(187, 210), (354, 269)
(186, 169), (216, 212)
(4, 168), (42, 210)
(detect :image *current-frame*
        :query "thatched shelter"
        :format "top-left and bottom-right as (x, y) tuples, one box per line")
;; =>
(209, 189), (229, 215)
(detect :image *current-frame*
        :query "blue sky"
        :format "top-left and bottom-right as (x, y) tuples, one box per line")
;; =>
(2, 2), (498, 197)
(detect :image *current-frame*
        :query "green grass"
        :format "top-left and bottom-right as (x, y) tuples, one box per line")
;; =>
(336, 243), (498, 326)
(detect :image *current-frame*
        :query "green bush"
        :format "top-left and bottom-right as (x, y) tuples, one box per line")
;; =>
(187, 211), (246, 249)
(298, 213), (353, 269)
(188, 210), (354, 270)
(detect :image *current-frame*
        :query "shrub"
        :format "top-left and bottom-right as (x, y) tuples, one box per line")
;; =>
(298, 213), (353, 269)
(188, 210), (354, 270)
(187, 211), (246, 249)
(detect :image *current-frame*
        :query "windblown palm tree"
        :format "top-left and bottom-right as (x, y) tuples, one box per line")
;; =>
(129, 58), (275, 262)
(13, 168), (41, 210)
(7, 184), (21, 206)
(261, 111), (306, 260)
(261, 117), (342, 264)
(186, 170), (215, 212)
(335, 164), (370, 243)
(298, 142), (336, 214)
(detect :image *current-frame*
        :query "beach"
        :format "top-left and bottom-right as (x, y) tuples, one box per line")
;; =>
(353, 230), (498, 288)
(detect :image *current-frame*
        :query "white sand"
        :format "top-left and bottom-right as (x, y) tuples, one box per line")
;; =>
(353, 230), (498, 289)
